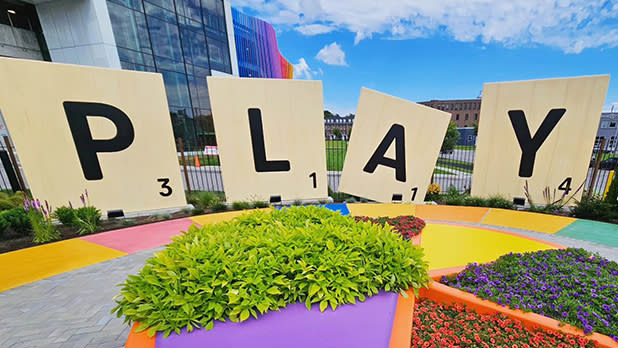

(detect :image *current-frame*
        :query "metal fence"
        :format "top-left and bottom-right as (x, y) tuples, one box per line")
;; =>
(176, 124), (617, 200)
(0, 125), (614, 201)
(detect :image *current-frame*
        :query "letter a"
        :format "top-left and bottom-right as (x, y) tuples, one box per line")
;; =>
(363, 124), (406, 182)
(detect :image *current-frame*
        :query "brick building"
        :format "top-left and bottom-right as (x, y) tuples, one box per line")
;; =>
(324, 116), (354, 140)
(419, 99), (482, 127)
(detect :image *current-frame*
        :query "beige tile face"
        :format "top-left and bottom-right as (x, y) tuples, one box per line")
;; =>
(338, 88), (451, 203)
(471, 75), (609, 204)
(0, 58), (186, 213)
(207, 77), (327, 202)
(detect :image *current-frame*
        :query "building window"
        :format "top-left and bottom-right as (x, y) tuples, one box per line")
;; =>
(464, 124), (468, 127)
(465, 114), (469, 121)
(601, 121), (610, 128)
(611, 122), (617, 128)
(456, 114), (460, 120)
(474, 113), (478, 120)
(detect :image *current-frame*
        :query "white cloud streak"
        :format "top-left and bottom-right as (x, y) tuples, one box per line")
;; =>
(293, 58), (314, 79)
(234, 0), (618, 53)
(316, 42), (348, 66)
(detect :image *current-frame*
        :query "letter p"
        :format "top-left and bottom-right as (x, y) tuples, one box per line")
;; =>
(64, 102), (135, 180)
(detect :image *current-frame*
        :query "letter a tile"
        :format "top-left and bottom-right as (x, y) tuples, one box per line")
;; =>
(338, 88), (450, 203)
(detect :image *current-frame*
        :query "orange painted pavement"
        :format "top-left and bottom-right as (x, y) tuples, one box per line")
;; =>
(190, 208), (270, 226)
(415, 205), (489, 223)
(481, 208), (576, 234)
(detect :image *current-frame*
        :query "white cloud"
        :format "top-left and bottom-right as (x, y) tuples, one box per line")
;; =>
(234, 0), (618, 53)
(293, 58), (314, 79)
(295, 24), (336, 35)
(316, 42), (348, 66)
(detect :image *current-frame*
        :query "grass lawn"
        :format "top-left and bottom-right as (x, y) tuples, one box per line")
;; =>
(454, 145), (476, 150)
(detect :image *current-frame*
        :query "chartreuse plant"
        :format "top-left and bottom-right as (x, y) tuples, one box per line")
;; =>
(112, 206), (429, 337)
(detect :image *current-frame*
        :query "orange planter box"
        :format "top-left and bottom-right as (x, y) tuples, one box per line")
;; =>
(418, 275), (618, 348)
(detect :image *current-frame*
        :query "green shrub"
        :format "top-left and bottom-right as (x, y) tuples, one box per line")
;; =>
(443, 186), (465, 206)
(604, 170), (618, 207)
(211, 201), (228, 212)
(231, 201), (251, 210)
(571, 196), (616, 222)
(74, 206), (101, 235)
(111, 207), (430, 337)
(0, 208), (31, 236)
(0, 199), (15, 211)
(191, 207), (204, 215)
(121, 218), (137, 227)
(0, 192), (10, 200)
(486, 195), (515, 210)
(251, 201), (269, 209)
(0, 215), (8, 238)
(463, 196), (488, 207)
(53, 206), (76, 226)
(8, 194), (24, 208)
(28, 210), (60, 244)
(293, 200), (303, 206)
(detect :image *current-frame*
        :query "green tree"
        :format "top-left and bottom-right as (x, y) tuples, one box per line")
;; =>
(441, 122), (460, 152)
(472, 123), (479, 136)
(332, 128), (342, 140)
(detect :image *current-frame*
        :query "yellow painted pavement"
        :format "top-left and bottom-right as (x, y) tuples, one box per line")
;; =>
(481, 208), (575, 234)
(190, 208), (270, 226)
(0, 239), (126, 292)
(347, 203), (416, 217)
(421, 223), (557, 270)
(415, 205), (489, 224)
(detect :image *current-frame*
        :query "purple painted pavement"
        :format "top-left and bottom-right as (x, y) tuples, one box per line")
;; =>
(157, 291), (399, 348)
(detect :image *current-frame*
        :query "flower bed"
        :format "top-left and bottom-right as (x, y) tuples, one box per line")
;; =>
(353, 215), (425, 239)
(412, 298), (596, 347)
(112, 207), (430, 337)
(441, 248), (618, 341)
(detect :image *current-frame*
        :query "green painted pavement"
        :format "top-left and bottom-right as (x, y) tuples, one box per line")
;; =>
(556, 219), (618, 248)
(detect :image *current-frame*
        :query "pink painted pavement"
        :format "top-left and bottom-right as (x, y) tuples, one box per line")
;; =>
(80, 218), (195, 254)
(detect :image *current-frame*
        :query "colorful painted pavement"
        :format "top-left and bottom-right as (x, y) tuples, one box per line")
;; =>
(1, 204), (618, 347)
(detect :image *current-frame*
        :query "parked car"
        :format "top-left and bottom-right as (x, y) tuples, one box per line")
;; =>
(599, 157), (618, 170)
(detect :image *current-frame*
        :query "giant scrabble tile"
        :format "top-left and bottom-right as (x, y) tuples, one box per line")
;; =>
(0, 58), (186, 213)
(338, 88), (450, 203)
(207, 77), (327, 202)
(471, 75), (609, 204)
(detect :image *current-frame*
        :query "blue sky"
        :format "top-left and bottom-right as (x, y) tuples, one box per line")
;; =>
(233, 0), (618, 116)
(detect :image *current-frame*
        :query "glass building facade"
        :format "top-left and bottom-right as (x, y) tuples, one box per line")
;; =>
(232, 8), (292, 79)
(106, 0), (232, 148)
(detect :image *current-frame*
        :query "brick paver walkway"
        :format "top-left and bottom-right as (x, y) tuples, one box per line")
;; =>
(0, 248), (161, 348)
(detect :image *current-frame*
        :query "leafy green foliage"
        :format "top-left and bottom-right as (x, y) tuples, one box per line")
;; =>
(74, 206), (101, 235)
(112, 207), (430, 337)
(443, 186), (466, 205)
(441, 122), (460, 152)
(251, 201), (269, 209)
(211, 201), (228, 212)
(0, 208), (31, 236)
(53, 206), (76, 226)
(231, 201), (251, 210)
(28, 210), (60, 244)
(0, 199), (15, 211)
(571, 195), (616, 222)
(485, 195), (515, 209)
